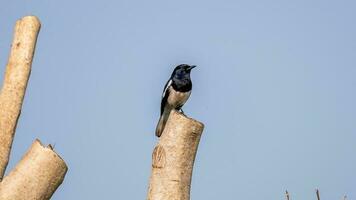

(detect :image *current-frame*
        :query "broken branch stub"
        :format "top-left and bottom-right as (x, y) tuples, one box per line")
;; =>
(0, 139), (68, 200)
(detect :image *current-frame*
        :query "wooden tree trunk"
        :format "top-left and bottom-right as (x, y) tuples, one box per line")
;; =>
(0, 140), (67, 199)
(0, 16), (67, 200)
(147, 110), (204, 200)
(0, 16), (40, 179)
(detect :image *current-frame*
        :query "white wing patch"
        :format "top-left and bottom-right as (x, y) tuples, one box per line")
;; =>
(162, 79), (172, 98)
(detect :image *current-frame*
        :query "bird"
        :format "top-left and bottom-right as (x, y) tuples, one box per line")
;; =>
(155, 64), (196, 137)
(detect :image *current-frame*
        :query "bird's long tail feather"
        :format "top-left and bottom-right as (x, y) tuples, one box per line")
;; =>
(155, 110), (170, 137)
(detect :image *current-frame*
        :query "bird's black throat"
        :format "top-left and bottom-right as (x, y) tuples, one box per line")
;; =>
(171, 77), (192, 92)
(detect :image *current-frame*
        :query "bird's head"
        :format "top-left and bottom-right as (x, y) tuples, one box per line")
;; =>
(171, 64), (196, 80)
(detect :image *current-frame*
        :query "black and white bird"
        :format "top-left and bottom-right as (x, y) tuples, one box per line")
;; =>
(155, 64), (196, 137)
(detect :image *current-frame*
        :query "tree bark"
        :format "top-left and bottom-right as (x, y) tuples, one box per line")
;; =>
(0, 16), (41, 180)
(0, 140), (68, 200)
(0, 16), (67, 199)
(147, 110), (204, 200)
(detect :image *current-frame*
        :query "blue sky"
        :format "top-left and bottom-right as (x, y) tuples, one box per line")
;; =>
(0, 0), (355, 199)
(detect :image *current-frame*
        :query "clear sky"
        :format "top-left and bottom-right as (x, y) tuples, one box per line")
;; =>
(0, 0), (355, 199)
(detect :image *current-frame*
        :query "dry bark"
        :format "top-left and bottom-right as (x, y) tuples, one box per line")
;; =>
(0, 140), (67, 200)
(147, 110), (204, 200)
(0, 16), (67, 199)
(0, 16), (41, 180)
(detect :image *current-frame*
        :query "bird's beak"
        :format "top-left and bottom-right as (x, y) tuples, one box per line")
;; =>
(189, 65), (196, 70)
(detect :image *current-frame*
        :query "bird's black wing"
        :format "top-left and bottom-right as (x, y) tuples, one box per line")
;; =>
(161, 79), (172, 115)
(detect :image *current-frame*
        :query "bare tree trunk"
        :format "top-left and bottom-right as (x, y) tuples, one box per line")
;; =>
(147, 110), (204, 200)
(0, 16), (40, 180)
(0, 16), (67, 199)
(0, 140), (67, 199)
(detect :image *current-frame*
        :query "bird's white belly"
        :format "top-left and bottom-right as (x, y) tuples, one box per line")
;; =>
(167, 86), (191, 108)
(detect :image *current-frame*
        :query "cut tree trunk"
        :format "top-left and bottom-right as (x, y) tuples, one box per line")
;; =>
(0, 16), (67, 200)
(0, 16), (41, 180)
(147, 110), (204, 200)
(0, 140), (67, 199)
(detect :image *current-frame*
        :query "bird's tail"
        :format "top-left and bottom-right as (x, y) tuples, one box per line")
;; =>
(155, 111), (170, 137)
